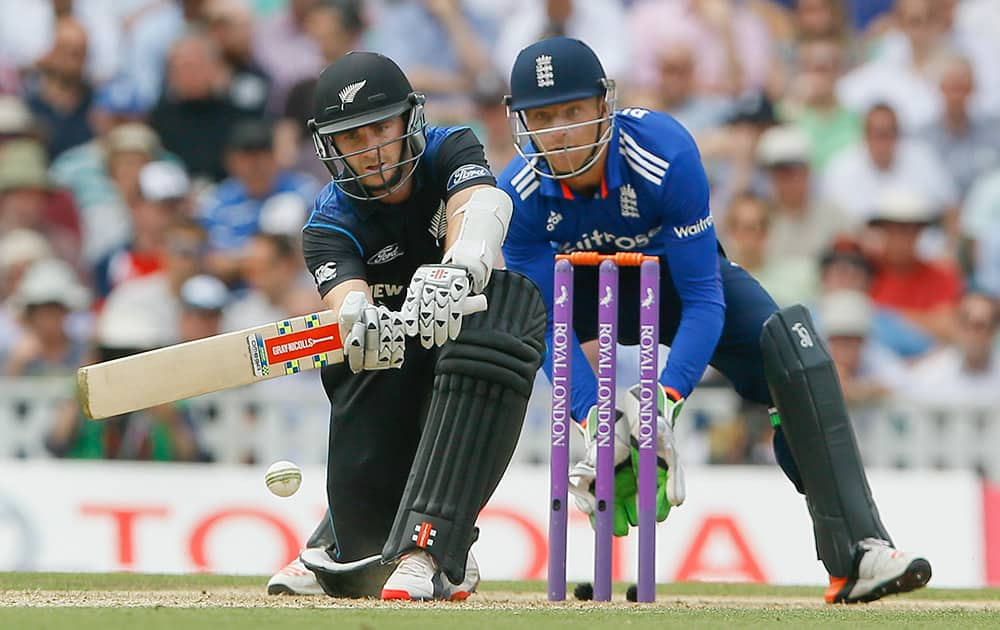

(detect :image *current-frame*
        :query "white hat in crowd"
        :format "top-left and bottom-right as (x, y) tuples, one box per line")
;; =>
(180, 274), (229, 312)
(756, 124), (811, 168)
(822, 289), (874, 338)
(10, 258), (91, 312)
(868, 187), (936, 225)
(0, 229), (53, 274)
(139, 161), (190, 202)
(259, 192), (308, 237)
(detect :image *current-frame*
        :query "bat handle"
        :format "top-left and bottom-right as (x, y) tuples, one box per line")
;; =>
(463, 294), (488, 315)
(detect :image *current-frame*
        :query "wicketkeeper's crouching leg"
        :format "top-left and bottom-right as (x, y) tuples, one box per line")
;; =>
(379, 269), (547, 598)
(762, 305), (931, 603)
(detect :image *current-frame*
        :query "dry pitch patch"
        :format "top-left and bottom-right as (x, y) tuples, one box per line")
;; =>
(3, 586), (1000, 612)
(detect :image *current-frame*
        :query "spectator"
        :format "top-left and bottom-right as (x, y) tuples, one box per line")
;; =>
(0, 229), (53, 362)
(98, 217), (208, 349)
(253, 0), (324, 114)
(699, 90), (777, 214)
(495, 0), (626, 90)
(962, 166), (1000, 279)
(821, 103), (958, 226)
(149, 33), (247, 182)
(204, 0), (271, 116)
(50, 79), (151, 214)
(837, 0), (954, 132)
(116, 0), (188, 109)
(819, 288), (907, 407)
(917, 55), (1000, 199)
(199, 119), (317, 282)
(865, 188), (963, 344)
(371, 0), (497, 122)
(178, 273), (229, 341)
(92, 161), (191, 303)
(0, 139), (82, 265)
(3, 258), (91, 377)
(904, 291), (1000, 404)
(277, 0), (366, 182)
(641, 42), (732, 135)
(74, 123), (163, 267)
(779, 38), (861, 172)
(756, 124), (846, 259)
(629, 0), (773, 97)
(22, 17), (94, 158)
(818, 239), (935, 359)
(722, 192), (817, 307)
(222, 233), (303, 330)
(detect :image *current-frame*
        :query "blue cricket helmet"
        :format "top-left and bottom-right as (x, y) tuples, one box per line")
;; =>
(507, 37), (608, 112)
(504, 38), (617, 180)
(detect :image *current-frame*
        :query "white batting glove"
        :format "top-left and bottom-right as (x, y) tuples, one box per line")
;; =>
(337, 291), (405, 373)
(401, 264), (472, 349)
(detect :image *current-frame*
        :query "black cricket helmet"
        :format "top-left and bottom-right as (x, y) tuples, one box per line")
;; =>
(309, 52), (426, 200)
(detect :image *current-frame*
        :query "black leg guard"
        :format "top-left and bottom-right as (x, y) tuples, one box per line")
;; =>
(300, 548), (393, 598)
(761, 305), (892, 577)
(381, 270), (547, 584)
(305, 512), (336, 549)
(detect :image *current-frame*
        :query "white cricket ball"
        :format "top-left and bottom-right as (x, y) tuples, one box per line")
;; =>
(265, 460), (302, 497)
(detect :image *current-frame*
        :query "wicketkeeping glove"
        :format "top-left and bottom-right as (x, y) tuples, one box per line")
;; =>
(401, 264), (473, 349)
(622, 383), (686, 523)
(337, 291), (405, 373)
(567, 405), (640, 537)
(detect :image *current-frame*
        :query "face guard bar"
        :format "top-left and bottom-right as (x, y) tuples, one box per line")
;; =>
(310, 93), (427, 201)
(505, 79), (616, 181)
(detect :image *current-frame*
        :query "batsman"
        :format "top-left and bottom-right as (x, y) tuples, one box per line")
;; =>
(499, 37), (930, 604)
(267, 51), (546, 600)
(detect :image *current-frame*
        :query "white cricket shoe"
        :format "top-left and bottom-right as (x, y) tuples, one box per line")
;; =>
(267, 556), (325, 596)
(825, 538), (931, 604)
(380, 550), (480, 601)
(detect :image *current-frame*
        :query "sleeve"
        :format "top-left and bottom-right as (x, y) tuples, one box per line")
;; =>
(434, 128), (497, 200)
(501, 186), (598, 421)
(302, 220), (367, 299)
(655, 148), (727, 398)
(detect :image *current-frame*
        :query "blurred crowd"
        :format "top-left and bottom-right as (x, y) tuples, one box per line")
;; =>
(1, 0), (999, 463)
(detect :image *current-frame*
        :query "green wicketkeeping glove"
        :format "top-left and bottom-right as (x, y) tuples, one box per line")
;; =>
(567, 405), (639, 536)
(622, 384), (686, 524)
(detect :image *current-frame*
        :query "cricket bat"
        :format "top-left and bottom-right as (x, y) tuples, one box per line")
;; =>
(78, 296), (487, 420)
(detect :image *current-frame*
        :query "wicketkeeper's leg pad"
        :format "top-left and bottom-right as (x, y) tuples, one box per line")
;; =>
(761, 304), (892, 577)
(381, 270), (547, 584)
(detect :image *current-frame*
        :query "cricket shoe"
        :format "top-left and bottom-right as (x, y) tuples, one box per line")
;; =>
(380, 550), (480, 601)
(267, 556), (325, 595)
(825, 538), (931, 604)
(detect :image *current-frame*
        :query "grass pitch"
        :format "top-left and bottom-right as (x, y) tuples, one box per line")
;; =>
(2, 572), (999, 629)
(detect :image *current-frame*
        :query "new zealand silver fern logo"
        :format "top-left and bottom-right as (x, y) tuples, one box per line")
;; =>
(428, 202), (447, 245)
(339, 80), (366, 105)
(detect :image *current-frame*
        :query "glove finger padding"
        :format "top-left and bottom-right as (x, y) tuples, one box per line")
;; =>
(623, 384), (687, 514)
(402, 265), (474, 349)
(568, 404), (637, 536)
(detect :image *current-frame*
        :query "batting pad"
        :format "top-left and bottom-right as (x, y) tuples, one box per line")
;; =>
(761, 305), (891, 577)
(382, 270), (547, 584)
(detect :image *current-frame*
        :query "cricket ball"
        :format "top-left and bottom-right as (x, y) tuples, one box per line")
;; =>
(265, 460), (302, 497)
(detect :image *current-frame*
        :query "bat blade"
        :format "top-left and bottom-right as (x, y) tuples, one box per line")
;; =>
(78, 310), (343, 420)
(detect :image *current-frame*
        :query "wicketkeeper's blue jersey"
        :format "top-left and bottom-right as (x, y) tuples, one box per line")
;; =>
(499, 109), (726, 420)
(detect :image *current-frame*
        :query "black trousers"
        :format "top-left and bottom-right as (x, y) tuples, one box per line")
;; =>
(318, 340), (439, 562)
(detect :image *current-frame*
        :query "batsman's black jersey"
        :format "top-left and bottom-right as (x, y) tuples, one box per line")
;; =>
(302, 126), (495, 310)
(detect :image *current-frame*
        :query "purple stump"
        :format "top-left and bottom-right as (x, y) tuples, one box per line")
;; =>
(549, 258), (573, 601)
(637, 258), (660, 602)
(594, 259), (618, 601)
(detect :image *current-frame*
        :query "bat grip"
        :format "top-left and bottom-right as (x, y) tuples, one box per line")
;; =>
(463, 294), (488, 315)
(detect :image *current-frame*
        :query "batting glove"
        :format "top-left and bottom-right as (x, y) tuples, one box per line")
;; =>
(622, 383), (686, 523)
(337, 291), (405, 373)
(567, 405), (639, 537)
(401, 264), (473, 349)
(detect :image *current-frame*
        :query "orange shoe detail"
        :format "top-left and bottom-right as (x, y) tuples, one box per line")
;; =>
(825, 576), (848, 604)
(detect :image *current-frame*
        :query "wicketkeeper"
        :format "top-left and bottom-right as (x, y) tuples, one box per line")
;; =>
(267, 51), (546, 600)
(498, 37), (931, 604)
